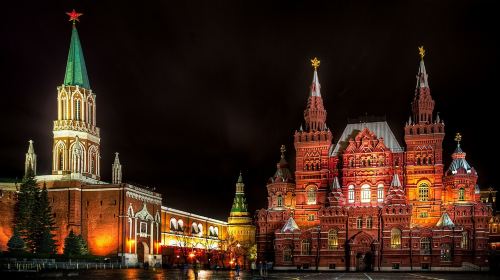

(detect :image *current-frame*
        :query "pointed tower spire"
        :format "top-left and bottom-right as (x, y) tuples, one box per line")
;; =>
(112, 152), (122, 184)
(64, 10), (90, 89)
(411, 46), (435, 124)
(385, 173), (407, 205)
(446, 133), (476, 175)
(25, 140), (37, 176)
(303, 57), (327, 131)
(230, 172), (249, 215)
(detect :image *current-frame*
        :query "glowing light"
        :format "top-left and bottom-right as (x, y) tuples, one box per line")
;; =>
(189, 252), (195, 258)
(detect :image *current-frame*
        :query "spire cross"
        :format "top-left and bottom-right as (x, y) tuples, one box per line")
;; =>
(66, 9), (83, 24)
(418, 46), (425, 60)
(280, 145), (286, 159)
(310, 57), (320, 70)
(455, 132), (462, 144)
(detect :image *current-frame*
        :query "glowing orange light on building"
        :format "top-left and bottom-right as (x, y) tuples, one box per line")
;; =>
(189, 252), (195, 258)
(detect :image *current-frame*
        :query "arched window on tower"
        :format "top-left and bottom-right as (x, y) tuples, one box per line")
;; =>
(361, 184), (371, 203)
(418, 183), (429, 201)
(61, 97), (67, 119)
(348, 185), (355, 203)
(377, 184), (384, 202)
(391, 228), (401, 249)
(458, 188), (465, 201)
(328, 229), (338, 249)
(88, 102), (93, 125)
(75, 99), (81, 121)
(307, 187), (316, 205)
(277, 195), (283, 207)
(58, 148), (64, 170)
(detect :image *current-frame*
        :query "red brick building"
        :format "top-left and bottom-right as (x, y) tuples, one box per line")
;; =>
(256, 53), (494, 271)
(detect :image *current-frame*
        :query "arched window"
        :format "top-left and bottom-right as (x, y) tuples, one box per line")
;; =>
(348, 185), (355, 203)
(170, 218), (178, 231)
(177, 219), (184, 231)
(377, 184), (384, 202)
(361, 184), (371, 203)
(391, 228), (401, 249)
(458, 188), (465, 201)
(191, 222), (199, 234)
(420, 237), (431, 254)
(328, 229), (338, 249)
(301, 239), (311, 255)
(418, 183), (429, 201)
(209, 226), (214, 236)
(277, 195), (283, 207)
(61, 97), (67, 119)
(307, 187), (316, 205)
(198, 224), (203, 236)
(88, 102), (93, 125)
(283, 247), (292, 262)
(366, 216), (373, 229)
(75, 99), (81, 121)
(461, 231), (469, 249)
(356, 217), (363, 229)
(58, 148), (64, 170)
(214, 227), (219, 237)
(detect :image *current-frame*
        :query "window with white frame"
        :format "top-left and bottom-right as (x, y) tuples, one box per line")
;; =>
(140, 222), (148, 237)
(348, 185), (355, 203)
(361, 184), (371, 203)
(377, 184), (384, 202)
(307, 186), (317, 205)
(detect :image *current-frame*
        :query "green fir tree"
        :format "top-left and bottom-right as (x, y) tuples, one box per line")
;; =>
(7, 228), (26, 253)
(64, 230), (80, 257)
(76, 234), (89, 255)
(15, 168), (38, 252)
(32, 184), (57, 254)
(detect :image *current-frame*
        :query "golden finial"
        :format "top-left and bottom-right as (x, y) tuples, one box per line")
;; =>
(455, 132), (462, 144)
(311, 57), (320, 70)
(418, 46), (425, 59)
(280, 145), (286, 158)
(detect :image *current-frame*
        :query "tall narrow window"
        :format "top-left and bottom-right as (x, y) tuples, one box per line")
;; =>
(75, 99), (81, 120)
(348, 185), (355, 203)
(61, 98), (67, 119)
(283, 247), (292, 262)
(377, 184), (384, 202)
(418, 183), (429, 201)
(88, 103), (93, 125)
(391, 228), (401, 249)
(458, 188), (465, 201)
(307, 187), (316, 205)
(277, 195), (283, 207)
(361, 184), (371, 203)
(440, 243), (451, 261)
(301, 239), (311, 255)
(58, 149), (64, 170)
(357, 217), (363, 229)
(461, 231), (469, 249)
(328, 230), (338, 249)
(366, 216), (373, 229)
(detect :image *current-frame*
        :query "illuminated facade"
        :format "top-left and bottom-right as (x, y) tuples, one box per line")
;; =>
(256, 53), (495, 271)
(160, 207), (228, 267)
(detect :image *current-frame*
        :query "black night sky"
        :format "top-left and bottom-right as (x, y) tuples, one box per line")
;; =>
(1, 1), (498, 220)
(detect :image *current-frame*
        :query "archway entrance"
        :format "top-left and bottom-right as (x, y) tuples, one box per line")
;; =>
(349, 232), (374, 272)
(137, 241), (150, 265)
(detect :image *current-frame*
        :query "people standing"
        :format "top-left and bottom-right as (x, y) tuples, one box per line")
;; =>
(235, 263), (240, 276)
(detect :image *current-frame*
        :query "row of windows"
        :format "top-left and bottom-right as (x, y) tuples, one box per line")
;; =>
(59, 97), (95, 125)
(348, 184), (384, 203)
(169, 218), (219, 237)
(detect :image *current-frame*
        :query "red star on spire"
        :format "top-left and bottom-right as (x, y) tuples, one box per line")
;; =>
(66, 9), (83, 24)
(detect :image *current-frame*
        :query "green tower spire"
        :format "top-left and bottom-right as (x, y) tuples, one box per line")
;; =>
(63, 25), (90, 89)
(230, 171), (249, 214)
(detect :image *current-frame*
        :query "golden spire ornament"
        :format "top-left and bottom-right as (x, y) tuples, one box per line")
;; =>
(418, 46), (425, 59)
(311, 57), (320, 70)
(280, 144), (286, 159)
(455, 132), (462, 144)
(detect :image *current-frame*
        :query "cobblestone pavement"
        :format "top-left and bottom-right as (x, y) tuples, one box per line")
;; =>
(1, 269), (498, 280)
